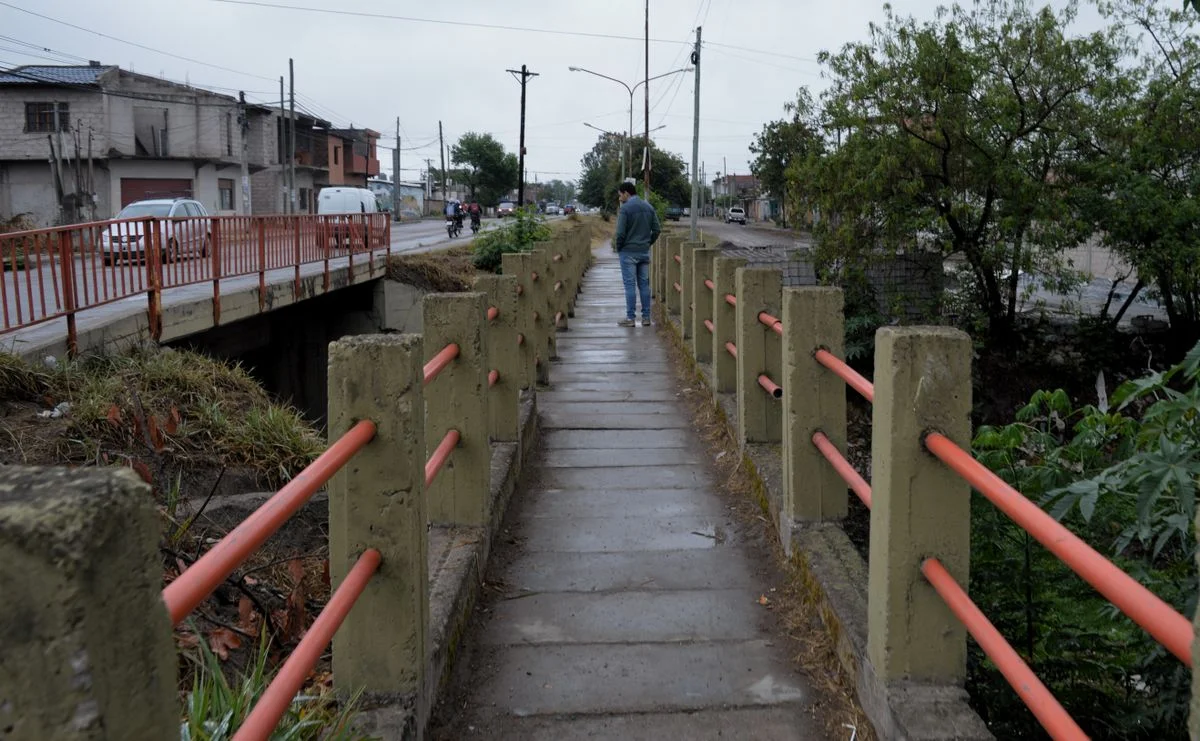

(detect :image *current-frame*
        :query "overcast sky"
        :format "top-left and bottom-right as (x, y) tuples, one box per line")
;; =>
(3, 0), (1105, 189)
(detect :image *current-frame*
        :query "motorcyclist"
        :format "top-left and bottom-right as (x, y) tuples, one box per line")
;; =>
(468, 201), (482, 229)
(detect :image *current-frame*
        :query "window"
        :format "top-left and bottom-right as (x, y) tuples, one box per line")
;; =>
(225, 113), (233, 157)
(25, 102), (69, 132)
(333, 146), (340, 165)
(218, 179), (234, 211)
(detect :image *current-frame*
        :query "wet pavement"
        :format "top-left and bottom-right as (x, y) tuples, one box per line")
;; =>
(431, 247), (824, 740)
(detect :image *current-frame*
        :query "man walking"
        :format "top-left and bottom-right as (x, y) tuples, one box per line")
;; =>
(613, 181), (661, 327)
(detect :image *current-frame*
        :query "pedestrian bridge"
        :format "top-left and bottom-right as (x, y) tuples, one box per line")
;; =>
(0, 229), (1193, 741)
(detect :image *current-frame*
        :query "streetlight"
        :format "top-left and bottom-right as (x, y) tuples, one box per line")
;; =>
(569, 65), (692, 187)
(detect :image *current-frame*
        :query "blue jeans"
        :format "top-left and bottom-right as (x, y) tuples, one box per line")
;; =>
(619, 250), (651, 320)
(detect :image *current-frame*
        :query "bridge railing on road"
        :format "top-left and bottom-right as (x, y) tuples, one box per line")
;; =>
(655, 231), (1197, 740)
(0, 222), (597, 740)
(0, 212), (390, 354)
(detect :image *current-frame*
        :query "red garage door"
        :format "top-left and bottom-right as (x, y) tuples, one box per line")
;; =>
(120, 178), (193, 207)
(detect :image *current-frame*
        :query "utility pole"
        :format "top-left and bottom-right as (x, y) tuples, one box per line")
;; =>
(288, 58), (296, 214)
(643, 0), (650, 197)
(425, 158), (433, 201)
(438, 121), (446, 202)
(239, 91), (251, 215)
(689, 26), (702, 241)
(507, 64), (539, 208)
(279, 76), (286, 213)
(722, 155), (728, 212)
(393, 117), (401, 221)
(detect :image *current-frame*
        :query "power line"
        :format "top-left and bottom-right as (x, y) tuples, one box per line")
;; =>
(704, 41), (820, 64)
(0, 61), (258, 107)
(210, 0), (693, 46)
(0, 0), (278, 82)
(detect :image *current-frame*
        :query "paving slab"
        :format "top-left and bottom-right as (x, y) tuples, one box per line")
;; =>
(537, 447), (705, 468)
(518, 514), (733, 553)
(539, 428), (693, 449)
(520, 487), (726, 519)
(540, 411), (693, 429)
(467, 707), (818, 741)
(537, 389), (683, 403)
(502, 547), (758, 593)
(537, 465), (713, 490)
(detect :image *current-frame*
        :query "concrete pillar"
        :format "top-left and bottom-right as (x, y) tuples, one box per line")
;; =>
(781, 288), (848, 544)
(680, 241), (701, 344)
(691, 247), (720, 365)
(712, 256), (747, 393)
(328, 335), (428, 698)
(666, 236), (683, 316)
(548, 241), (570, 331)
(529, 249), (557, 368)
(474, 274), (521, 442)
(502, 252), (539, 389)
(0, 467), (176, 740)
(736, 267), (784, 445)
(868, 327), (973, 684)
(423, 292), (491, 525)
(650, 233), (663, 302)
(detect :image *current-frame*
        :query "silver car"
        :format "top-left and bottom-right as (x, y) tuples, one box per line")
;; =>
(101, 198), (211, 264)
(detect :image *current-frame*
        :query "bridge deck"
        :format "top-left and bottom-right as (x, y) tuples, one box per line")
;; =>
(430, 248), (826, 740)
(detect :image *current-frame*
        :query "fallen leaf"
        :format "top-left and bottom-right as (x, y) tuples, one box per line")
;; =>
(237, 596), (256, 631)
(175, 631), (201, 650)
(282, 587), (307, 643)
(106, 403), (122, 427)
(208, 627), (242, 661)
(166, 406), (182, 434)
(288, 558), (306, 586)
(243, 575), (259, 586)
(321, 558), (331, 590)
(148, 415), (164, 451)
(757, 595), (771, 606)
(131, 460), (153, 485)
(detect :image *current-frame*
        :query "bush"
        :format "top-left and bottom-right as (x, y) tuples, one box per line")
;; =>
(472, 207), (551, 272)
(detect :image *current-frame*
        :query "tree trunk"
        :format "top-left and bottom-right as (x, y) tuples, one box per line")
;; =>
(1109, 278), (1145, 328)
(1006, 230), (1025, 326)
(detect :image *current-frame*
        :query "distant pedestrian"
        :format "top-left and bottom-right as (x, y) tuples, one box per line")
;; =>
(613, 181), (660, 327)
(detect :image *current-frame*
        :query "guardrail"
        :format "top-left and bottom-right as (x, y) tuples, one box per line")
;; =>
(0, 212), (390, 354)
(652, 235), (1197, 739)
(0, 222), (597, 739)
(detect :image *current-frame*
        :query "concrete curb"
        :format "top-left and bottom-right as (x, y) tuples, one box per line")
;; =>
(657, 308), (993, 741)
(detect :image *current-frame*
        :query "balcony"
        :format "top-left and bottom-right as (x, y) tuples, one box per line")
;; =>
(349, 153), (380, 177)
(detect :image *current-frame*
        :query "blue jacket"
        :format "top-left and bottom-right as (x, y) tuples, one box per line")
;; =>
(614, 195), (661, 252)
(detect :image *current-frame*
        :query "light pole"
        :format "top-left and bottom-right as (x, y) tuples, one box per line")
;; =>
(569, 65), (692, 191)
(583, 122), (666, 182)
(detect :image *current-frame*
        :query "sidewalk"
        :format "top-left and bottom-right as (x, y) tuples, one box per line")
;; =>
(430, 247), (824, 740)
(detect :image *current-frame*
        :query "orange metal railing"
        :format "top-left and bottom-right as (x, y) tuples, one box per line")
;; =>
(703, 319), (714, 334)
(0, 212), (390, 352)
(757, 311), (783, 336)
(815, 349), (874, 403)
(673, 254), (682, 264)
(423, 343), (461, 386)
(704, 278), (714, 291)
(757, 373), (782, 399)
(674, 282), (683, 293)
(725, 341), (737, 358)
(724, 293), (737, 307)
(812, 431), (871, 508)
(426, 429), (461, 487)
(487, 305), (499, 321)
(488, 369), (500, 387)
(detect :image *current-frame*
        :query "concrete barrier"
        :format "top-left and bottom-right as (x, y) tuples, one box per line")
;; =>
(474, 275), (521, 442)
(711, 255), (746, 394)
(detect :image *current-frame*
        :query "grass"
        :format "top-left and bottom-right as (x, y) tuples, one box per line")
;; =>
(181, 628), (373, 741)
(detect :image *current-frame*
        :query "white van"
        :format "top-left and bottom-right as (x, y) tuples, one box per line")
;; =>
(317, 187), (386, 250)
(318, 187), (377, 215)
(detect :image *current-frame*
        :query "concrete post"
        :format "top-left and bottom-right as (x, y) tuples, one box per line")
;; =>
(474, 274), (521, 442)
(712, 256), (747, 393)
(691, 247), (720, 365)
(680, 241), (701, 344)
(0, 467), (176, 740)
(650, 232), (663, 302)
(736, 267), (784, 445)
(666, 235), (683, 316)
(781, 288), (848, 544)
(529, 249), (557, 367)
(328, 335), (428, 699)
(423, 292), (491, 526)
(502, 252), (539, 389)
(550, 243), (570, 331)
(868, 327), (973, 684)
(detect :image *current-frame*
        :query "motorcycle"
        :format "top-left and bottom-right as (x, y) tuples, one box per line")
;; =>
(470, 215), (481, 234)
(446, 215), (462, 239)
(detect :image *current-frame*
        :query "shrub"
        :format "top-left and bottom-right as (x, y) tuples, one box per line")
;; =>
(472, 207), (551, 272)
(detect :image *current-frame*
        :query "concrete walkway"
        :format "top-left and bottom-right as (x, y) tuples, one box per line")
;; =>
(431, 248), (824, 740)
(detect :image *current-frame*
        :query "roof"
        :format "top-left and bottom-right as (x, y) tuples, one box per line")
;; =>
(0, 65), (115, 86)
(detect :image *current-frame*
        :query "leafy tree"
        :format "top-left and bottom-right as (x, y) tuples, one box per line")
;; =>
(578, 133), (692, 212)
(1075, 0), (1200, 338)
(749, 89), (823, 228)
(800, 0), (1119, 335)
(449, 132), (519, 206)
(542, 179), (577, 204)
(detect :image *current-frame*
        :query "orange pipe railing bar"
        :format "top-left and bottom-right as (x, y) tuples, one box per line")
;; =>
(555, 281), (563, 292)
(425, 428), (461, 488)
(516, 284), (524, 296)
(704, 278), (714, 291)
(673, 254), (682, 264)
(925, 431), (1193, 664)
(553, 253), (563, 262)
(531, 271), (539, 282)
(673, 282), (683, 293)
(725, 341), (737, 358)
(233, 548), (382, 741)
(814, 348), (875, 403)
(811, 431), (872, 508)
(757, 373), (782, 399)
(487, 305), (499, 321)
(555, 311), (565, 324)
(921, 558), (1087, 740)
(758, 311), (784, 336)
(704, 319), (714, 333)
(162, 419), (377, 625)
(517, 333), (525, 346)
(724, 293), (737, 307)
(423, 343), (460, 386)
(488, 369), (500, 387)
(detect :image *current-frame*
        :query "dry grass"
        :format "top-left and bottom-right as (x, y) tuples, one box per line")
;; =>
(386, 245), (477, 292)
(656, 309), (877, 741)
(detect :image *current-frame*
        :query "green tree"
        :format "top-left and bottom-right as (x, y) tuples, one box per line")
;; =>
(543, 179), (577, 204)
(579, 133), (692, 212)
(800, 0), (1119, 335)
(1075, 0), (1200, 338)
(450, 132), (519, 206)
(749, 89), (823, 228)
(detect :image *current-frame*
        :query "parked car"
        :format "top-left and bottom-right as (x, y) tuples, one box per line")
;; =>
(545, 202), (561, 215)
(725, 207), (747, 225)
(101, 198), (210, 265)
(317, 186), (387, 249)
(497, 202), (516, 217)
(665, 206), (683, 221)
(563, 204), (576, 215)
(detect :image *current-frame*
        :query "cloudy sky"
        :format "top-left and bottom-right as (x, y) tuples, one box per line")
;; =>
(3, 0), (1104, 190)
